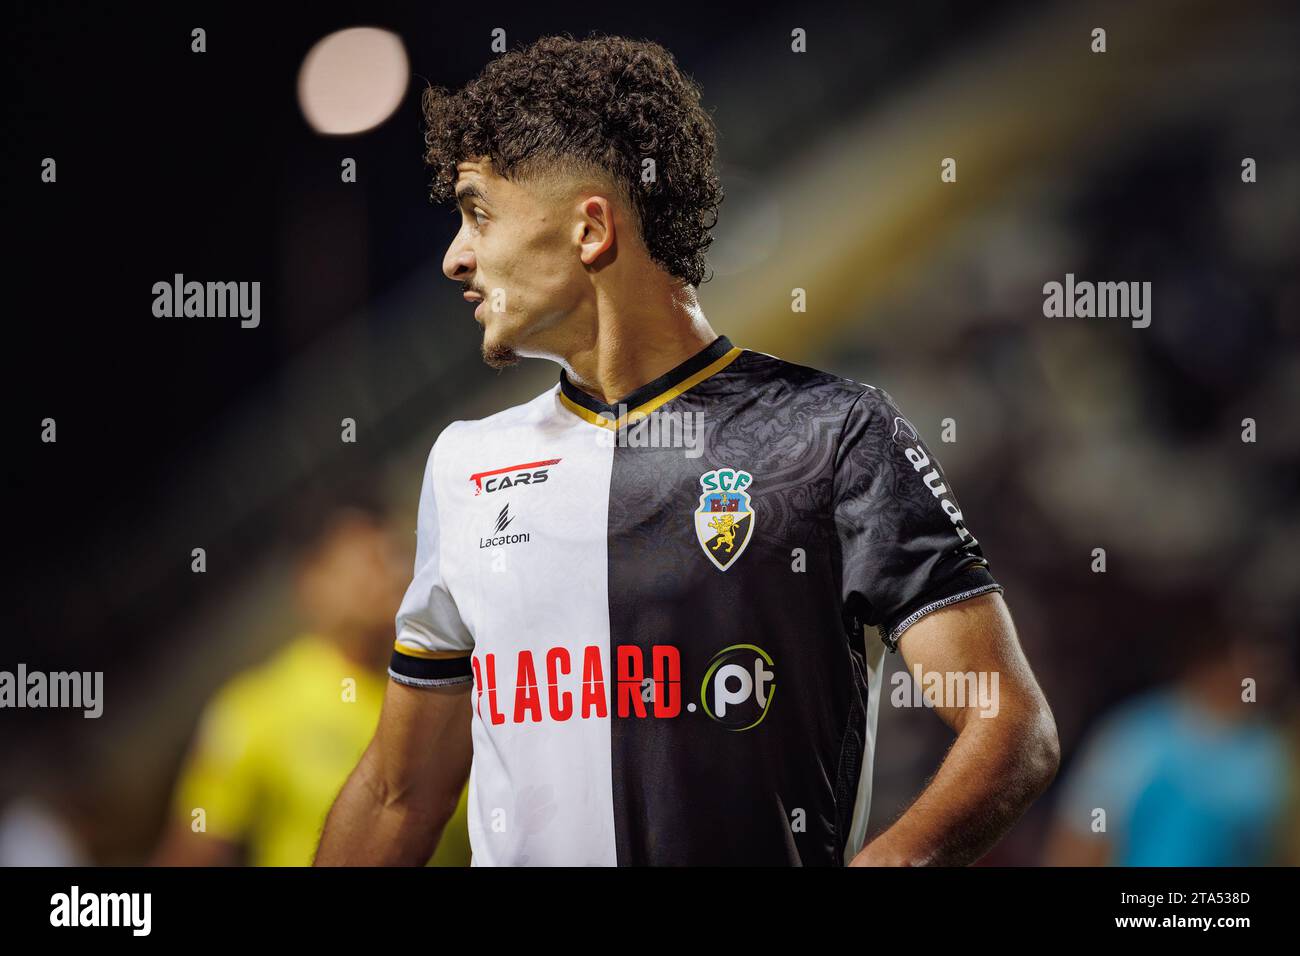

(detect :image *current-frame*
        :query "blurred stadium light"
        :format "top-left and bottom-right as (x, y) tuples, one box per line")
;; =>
(297, 27), (410, 135)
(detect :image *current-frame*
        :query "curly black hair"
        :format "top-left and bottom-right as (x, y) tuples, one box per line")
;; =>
(422, 33), (724, 288)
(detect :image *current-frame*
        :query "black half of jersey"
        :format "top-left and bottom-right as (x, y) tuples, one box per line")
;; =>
(598, 342), (1002, 865)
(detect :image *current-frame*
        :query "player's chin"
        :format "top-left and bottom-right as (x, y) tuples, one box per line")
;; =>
(480, 329), (520, 370)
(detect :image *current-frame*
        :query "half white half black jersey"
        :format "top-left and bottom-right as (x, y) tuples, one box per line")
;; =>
(390, 335), (1002, 865)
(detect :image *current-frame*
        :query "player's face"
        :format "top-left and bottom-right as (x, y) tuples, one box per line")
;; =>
(441, 158), (588, 369)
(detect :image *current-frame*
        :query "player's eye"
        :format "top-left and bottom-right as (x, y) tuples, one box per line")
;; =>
(473, 208), (488, 227)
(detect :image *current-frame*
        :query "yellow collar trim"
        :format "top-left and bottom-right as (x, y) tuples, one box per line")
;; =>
(558, 346), (743, 430)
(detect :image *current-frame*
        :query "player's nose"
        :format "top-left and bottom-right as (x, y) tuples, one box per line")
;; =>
(442, 233), (476, 283)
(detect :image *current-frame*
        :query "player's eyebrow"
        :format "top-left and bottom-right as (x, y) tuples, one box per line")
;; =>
(455, 183), (491, 209)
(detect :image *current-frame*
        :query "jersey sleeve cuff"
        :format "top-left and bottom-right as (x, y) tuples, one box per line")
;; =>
(388, 645), (474, 688)
(879, 566), (1003, 653)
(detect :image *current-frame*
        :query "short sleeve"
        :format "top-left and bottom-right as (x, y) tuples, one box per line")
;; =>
(833, 385), (1003, 651)
(390, 427), (475, 688)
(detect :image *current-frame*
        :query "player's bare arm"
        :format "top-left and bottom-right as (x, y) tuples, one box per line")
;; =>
(315, 679), (472, 866)
(849, 593), (1059, 866)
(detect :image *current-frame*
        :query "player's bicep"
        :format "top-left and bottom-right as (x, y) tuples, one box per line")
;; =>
(895, 590), (1043, 735)
(368, 678), (473, 810)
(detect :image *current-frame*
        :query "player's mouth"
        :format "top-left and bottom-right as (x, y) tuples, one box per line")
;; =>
(463, 290), (485, 322)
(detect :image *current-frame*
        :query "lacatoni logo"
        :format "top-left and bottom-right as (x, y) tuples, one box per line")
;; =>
(480, 504), (530, 549)
(694, 468), (756, 571)
(470, 642), (775, 731)
(469, 458), (561, 495)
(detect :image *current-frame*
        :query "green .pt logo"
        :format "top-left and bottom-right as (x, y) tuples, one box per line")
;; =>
(700, 644), (775, 731)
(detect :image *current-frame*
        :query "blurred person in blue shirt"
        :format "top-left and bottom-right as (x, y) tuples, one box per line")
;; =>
(1046, 618), (1293, 866)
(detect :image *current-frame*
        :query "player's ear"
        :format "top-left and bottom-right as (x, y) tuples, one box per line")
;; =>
(576, 195), (616, 267)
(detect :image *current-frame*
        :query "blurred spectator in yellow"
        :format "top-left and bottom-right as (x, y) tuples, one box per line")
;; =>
(1045, 620), (1293, 866)
(153, 500), (471, 866)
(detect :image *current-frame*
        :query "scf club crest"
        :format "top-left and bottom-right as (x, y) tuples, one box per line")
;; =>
(694, 468), (755, 571)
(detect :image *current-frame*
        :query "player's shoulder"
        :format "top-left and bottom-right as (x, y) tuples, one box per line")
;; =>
(419, 383), (560, 480)
(734, 346), (899, 417)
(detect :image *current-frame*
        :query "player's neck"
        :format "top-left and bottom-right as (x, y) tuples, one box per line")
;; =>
(559, 283), (717, 406)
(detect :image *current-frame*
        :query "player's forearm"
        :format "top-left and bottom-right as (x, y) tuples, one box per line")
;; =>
(315, 754), (451, 866)
(851, 702), (1059, 866)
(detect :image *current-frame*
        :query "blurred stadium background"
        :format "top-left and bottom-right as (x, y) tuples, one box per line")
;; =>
(2, 0), (1297, 864)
